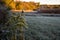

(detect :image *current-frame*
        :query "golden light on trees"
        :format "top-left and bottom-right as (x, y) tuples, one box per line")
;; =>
(4, 0), (40, 10)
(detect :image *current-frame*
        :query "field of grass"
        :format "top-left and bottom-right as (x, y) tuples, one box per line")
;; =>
(24, 16), (60, 40)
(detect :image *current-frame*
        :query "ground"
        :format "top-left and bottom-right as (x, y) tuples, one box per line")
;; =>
(25, 16), (60, 40)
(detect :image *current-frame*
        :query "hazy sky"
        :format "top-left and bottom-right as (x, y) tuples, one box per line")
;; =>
(15, 0), (60, 5)
(14, 0), (60, 5)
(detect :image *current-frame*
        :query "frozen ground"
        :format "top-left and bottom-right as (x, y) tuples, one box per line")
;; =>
(25, 16), (60, 40)
(9, 12), (60, 40)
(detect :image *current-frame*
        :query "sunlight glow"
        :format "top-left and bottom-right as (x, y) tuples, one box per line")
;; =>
(14, 0), (60, 5)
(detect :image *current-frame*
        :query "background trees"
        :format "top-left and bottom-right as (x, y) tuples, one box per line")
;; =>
(4, 0), (40, 10)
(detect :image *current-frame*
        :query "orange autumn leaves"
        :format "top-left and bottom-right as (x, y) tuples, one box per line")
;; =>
(4, 0), (40, 10)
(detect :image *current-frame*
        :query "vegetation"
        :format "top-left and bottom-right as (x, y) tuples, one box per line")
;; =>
(5, 13), (27, 40)
(0, 0), (27, 40)
(4, 0), (40, 10)
(25, 16), (60, 40)
(0, 0), (12, 40)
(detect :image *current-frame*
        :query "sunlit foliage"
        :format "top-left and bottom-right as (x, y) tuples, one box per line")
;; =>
(4, 0), (40, 10)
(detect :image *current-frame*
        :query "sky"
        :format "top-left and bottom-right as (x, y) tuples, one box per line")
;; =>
(14, 0), (60, 5)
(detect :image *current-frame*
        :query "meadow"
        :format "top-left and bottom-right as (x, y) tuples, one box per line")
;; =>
(24, 16), (60, 40)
